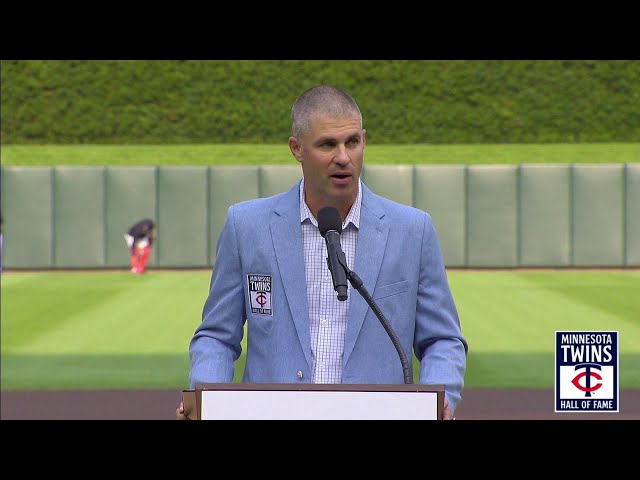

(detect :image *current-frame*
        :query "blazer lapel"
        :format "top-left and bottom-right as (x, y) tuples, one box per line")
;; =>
(343, 186), (388, 367)
(271, 183), (312, 368)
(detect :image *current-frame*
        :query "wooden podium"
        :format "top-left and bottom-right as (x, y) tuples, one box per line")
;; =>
(182, 383), (444, 420)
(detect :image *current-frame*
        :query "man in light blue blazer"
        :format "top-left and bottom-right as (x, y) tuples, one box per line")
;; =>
(181, 85), (468, 419)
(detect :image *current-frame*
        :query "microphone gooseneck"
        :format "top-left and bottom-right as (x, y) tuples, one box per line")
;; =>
(316, 206), (413, 384)
(344, 269), (413, 384)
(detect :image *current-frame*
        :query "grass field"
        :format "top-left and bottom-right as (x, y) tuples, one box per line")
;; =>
(2, 143), (639, 394)
(3, 143), (639, 166)
(1, 269), (638, 391)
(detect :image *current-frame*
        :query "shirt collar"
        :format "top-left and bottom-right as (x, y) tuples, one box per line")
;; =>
(299, 178), (362, 230)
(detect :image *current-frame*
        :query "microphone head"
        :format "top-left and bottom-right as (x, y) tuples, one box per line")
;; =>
(317, 206), (342, 236)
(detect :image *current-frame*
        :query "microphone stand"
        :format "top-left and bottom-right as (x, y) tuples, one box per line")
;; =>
(336, 250), (413, 384)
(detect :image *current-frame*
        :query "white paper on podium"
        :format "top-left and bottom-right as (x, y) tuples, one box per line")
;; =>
(200, 389), (439, 420)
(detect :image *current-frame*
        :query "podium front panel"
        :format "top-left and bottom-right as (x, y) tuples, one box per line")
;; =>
(194, 383), (444, 420)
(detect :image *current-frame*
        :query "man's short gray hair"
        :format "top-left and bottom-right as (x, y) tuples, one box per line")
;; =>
(291, 85), (363, 140)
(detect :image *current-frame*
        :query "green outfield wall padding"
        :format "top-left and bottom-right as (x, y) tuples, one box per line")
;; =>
(572, 164), (625, 266)
(519, 165), (571, 266)
(157, 167), (209, 267)
(1, 167), (54, 268)
(625, 163), (640, 266)
(259, 166), (302, 198)
(361, 165), (414, 207)
(467, 165), (519, 267)
(2, 164), (637, 270)
(414, 165), (466, 267)
(53, 167), (106, 268)
(105, 167), (157, 268)
(208, 166), (260, 265)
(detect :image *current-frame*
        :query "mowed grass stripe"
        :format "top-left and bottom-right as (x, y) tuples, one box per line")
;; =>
(448, 271), (640, 353)
(1, 272), (132, 350)
(1, 271), (208, 354)
(1, 354), (191, 390)
(520, 271), (640, 333)
(2, 270), (639, 390)
(447, 270), (640, 388)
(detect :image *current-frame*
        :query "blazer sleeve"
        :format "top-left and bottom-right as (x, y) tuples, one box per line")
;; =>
(188, 205), (246, 389)
(414, 212), (468, 412)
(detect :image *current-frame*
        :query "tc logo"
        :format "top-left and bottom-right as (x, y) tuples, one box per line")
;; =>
(255, 292), (268, 307)
(570, 363), (603, 397)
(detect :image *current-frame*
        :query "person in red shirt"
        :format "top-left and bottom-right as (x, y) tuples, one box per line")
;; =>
(124, 218), (155, 274)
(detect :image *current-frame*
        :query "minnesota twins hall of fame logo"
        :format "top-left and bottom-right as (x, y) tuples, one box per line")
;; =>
(248, 274), (272, 316)
(555, 331), (619, 413)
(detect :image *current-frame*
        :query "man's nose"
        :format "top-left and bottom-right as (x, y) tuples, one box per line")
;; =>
(333, 146), (351, 165)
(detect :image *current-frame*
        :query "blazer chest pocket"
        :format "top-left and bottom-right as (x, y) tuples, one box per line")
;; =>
(372, 280), (408, 300)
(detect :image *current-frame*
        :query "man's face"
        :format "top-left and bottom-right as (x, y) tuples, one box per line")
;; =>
(289, 113), (366, 218)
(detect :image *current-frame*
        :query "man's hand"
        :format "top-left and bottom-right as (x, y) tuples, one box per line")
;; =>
(176, 400), (190, 420)
(442, 398), (456, 420)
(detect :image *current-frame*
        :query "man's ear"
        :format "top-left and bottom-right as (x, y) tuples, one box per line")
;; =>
(288, 136), (303, 163)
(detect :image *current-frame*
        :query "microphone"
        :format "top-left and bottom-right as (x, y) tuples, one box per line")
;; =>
(317, 206), (348, 301)
(317, 206), (412, 383)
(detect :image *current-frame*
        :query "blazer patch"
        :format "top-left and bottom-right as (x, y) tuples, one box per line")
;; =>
(247, 274), (273, 316)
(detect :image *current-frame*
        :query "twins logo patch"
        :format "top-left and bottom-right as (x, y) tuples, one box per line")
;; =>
(555, 331), (619, 413)
(248, 274), (272, 316)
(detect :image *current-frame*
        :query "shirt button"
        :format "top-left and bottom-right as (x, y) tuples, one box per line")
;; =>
(297, 370), (303, 379)
(320, 318), (328, 325)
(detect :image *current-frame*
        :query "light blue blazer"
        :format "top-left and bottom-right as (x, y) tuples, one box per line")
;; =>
(189, 180), (468, 411)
